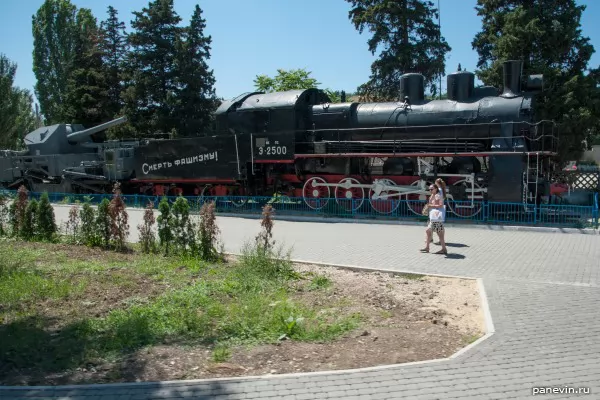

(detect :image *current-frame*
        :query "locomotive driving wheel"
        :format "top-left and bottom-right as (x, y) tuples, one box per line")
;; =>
(227, 185), (248, 207)
(302, 177), (330, 210)
(334, 177), (364, 212)
(446, 179), (484, 218)
(368, 179), (401, 214)
(406, 179), (433, 216)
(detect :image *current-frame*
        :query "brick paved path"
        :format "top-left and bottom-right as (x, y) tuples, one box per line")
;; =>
(2, 206), (599, 399)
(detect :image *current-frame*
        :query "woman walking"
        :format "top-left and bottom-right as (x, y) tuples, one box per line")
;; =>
(420, 184), (448, 254)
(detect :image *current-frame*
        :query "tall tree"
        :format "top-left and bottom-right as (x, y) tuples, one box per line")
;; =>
(32, 0), (80, 124)
(64, 8), (112, 127)
(0, 54), (37, 149)
(345, 0), (451, 101)
(99, 6), (129, 119)
(472, 0), (600, 162)
(175, 4), (219, 136)
(123, 0), (183, 135)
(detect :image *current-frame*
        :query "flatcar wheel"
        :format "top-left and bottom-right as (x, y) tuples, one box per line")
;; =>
(302, 177), (330, 210)
(334, 178), (364, 211)
(406, 180), (432, 216)
(368, 179), (401, 214)
(447, 179), (484, 218)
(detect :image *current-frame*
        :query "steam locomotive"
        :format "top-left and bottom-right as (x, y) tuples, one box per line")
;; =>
(0, 60), (559, 217)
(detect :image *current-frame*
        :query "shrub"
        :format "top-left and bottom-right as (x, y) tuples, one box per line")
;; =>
(96, 198), (111, 248)
(138, 200), (157, 254)
(255, 204), (275, 254)
(64, 205), (81, 244)
(108, 183), (129, 251)
(80, 201), (98, 246)
(21, 199), (38, 240)
(157, 197), (173, 255)
(36, 192), (57, 241)
(171, 196), (195, 254)
(0, 194), (9, 236)
(10, 185), (28, 237)
(197, 201), (220, 261)
(240, 204), (294, 280)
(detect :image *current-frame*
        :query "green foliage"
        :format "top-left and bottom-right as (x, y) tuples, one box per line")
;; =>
(0, 54), (38, 150)
(171, 196), (195, 254)
(471, 0), (600, 162)
(96, 198), (111, 248)
(157, 197), (174, 255)
(32, 0), (80, 124)
(36, 192), (57, 241)
(108, 183), (129, 251)
(99, 6), (129, 124)
(345, 0), (451, 100)
(79, 202), (99, 246)
(254, 68), (320, 92)
(10, 186), (28, 238)
(174, 4), (220, 136)
(138, 201), (157, 254)
(196, 201), (221, 262)
(0, 194), (10, 236)
(21, 199), (38, 241)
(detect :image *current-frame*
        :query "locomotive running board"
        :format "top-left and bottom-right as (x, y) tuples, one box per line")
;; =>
(294, 151), (557, 158)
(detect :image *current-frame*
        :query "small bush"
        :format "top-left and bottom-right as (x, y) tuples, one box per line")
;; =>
(36, 192), (57, 241)
(10, 185), (28, 237)
(108, 183), (129, 251)
(0, 193), (9, 236)
(65, 205), (81, 244)
(240, 204), (295, 280)
(138, 200), (157, 254)
(96, 198), (111, 248)
(171, 196), (195, 254)
(80, 201), (99, 246)
(197, 201), (220, 261)
(157, 197), (173, 255)
(21, 199), (38, 241)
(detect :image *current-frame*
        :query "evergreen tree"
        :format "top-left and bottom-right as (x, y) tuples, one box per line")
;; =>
(123, 0), (183, 135)
(99, 6), (129, 119)
(345, 0), (451, 101)
(37, 192), (57, 241)
(64, 8), (112, 127)
(175, 4), (219, 136)
(472, 0), (600, 162)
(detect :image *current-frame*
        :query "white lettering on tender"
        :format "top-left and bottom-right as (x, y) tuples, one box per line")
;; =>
(141, 152), (219, 175)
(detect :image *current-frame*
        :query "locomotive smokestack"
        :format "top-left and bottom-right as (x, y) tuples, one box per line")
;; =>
(501, 60), (523, 98)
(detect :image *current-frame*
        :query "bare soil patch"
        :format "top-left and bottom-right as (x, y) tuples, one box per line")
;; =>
(1, 242), (486, 386)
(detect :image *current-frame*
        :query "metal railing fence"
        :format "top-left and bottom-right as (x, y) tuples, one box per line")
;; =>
(1, 189), (597, 229)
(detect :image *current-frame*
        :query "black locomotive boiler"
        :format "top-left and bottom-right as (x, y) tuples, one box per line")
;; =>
(0, 60), (559, 218)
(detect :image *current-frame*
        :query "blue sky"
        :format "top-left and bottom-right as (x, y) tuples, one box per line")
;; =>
(1, 0), (600, 104)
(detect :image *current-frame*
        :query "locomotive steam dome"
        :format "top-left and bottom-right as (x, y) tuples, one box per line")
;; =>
(399, 73), (424, 104)
(447, 71), (475, 102)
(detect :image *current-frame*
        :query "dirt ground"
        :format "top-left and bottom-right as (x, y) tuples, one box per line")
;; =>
(13, 258), (486, 385)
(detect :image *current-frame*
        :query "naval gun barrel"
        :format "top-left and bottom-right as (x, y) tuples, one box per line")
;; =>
(67, 116), (127, 143)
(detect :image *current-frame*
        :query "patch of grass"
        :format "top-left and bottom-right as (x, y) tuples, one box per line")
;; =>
(0, 240), (362, 382)
(463, 334), (482, 345)
(396, 272), (426, 281)
(308, 275), (332, 291)
(212, 343), (231, 362)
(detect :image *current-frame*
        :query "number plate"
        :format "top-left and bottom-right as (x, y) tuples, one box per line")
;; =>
(253, 134), (294, 160)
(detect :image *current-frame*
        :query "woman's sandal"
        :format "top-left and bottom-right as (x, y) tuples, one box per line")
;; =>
(434, 249), (447, 255)
(420, 248), (429, 253)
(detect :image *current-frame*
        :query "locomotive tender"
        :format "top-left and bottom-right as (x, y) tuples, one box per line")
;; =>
(0, 60), (559, 217)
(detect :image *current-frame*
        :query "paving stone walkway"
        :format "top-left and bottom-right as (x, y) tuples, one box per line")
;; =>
(2, 206), (599, 399)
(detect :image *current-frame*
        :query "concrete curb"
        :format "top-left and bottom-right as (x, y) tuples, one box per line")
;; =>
(50, 204), (599, 235)
(0, 260), (496, 390)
